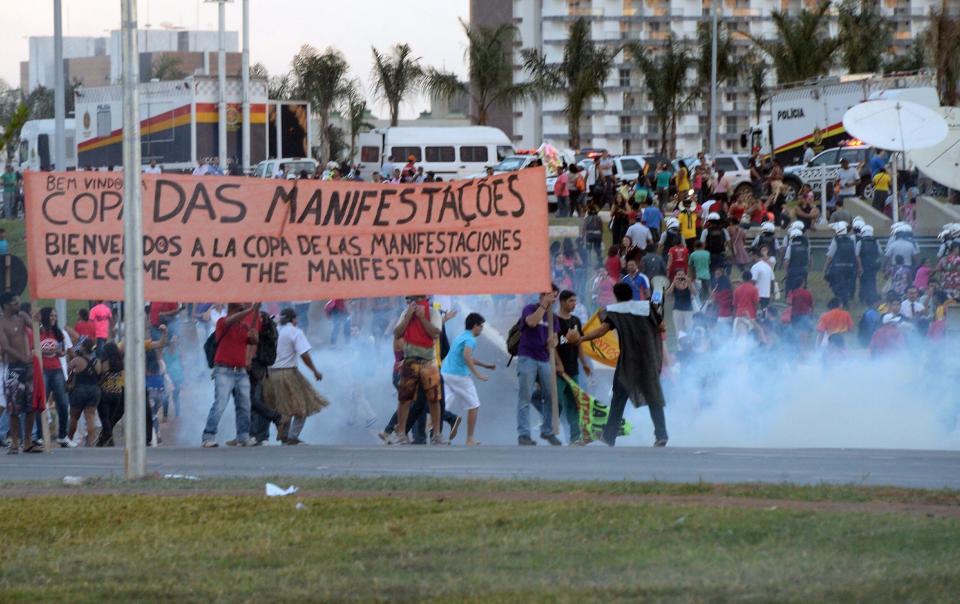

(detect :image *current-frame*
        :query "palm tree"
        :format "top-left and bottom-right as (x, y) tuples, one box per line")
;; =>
(521, 18), (620, 150)
(744, 51), (770, 124)
(290, 45), (351, 163)
(626, 35), (693, 157)
(694, 21), (739, 152)
(885, 42), (927, 73)
(151, 55), (186, 80)
(748, 0), (840, 84)
(927, 1), (960, 106)
(344, 83), (373, 161)
(249, 62), (269, 80)
(371, 44), (422, 127)
(837, 0), (892, 74)
(423, 19), (536, 126)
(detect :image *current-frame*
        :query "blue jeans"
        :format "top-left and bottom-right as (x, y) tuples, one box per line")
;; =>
(202, 366), (252, 443)
(330, 311), (351, 346)
(556, 374), (582, 443)
(516, 356), (556, 438)
(43, 369), (69, 439)
(556, 195), (570, 217)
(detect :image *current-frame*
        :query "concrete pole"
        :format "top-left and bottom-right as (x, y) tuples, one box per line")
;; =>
(121, 0), (146, 479)
(53, 0), (66, 172)
(53, 0), (67, 325)
(241, 0), (250, 173)
(891, 152), (900, 223)
(708, 2), (718, 158)
(218, 0), (227, 172)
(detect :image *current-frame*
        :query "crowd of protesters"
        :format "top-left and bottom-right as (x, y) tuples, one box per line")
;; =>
(2, 150), (958, 453)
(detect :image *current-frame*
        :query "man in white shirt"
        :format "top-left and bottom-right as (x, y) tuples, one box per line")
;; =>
(192, 158), (209, 176)
(143, 159), (162, 174)
(750, 248), (775, 311)
(898, 286), (926, 325)
(625, 219), (653, 251)
(836, 159), (860, 201)
(262, 308), (328, 445)
(803, 143), (815, 165)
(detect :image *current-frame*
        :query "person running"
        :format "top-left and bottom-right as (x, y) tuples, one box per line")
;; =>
(572, 282), (668, 447)
(441, 313), (495, 446)
(262, 308), (329, 446)
(201, 303), (261, 448)
(66, 338), (101, 447)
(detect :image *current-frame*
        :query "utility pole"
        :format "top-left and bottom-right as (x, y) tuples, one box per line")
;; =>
(218, 0), (227, 172)
(53, 0), (67, 324)
(121, 0), (146, 479)
(241, 0), (250, 174)
(709, 1), (718, 159)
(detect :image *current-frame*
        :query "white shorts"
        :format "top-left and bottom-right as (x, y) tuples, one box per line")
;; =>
(442, 373), (480, 410)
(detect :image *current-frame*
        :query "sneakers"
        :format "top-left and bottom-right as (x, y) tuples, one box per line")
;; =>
(430, 434), (449, 446)
(378, 431), (391, 444)
(385, 432), (409, 446)
(238, 436), (259, 447)
(57, 437), (78, 449)
(653, 439), (668, 447)
(283, 438), (304, 446)
(541, 434), (562, 446)
(518, 435), (537, 446)
(201, 440), (219, 448)
(448, 416), (462, 441)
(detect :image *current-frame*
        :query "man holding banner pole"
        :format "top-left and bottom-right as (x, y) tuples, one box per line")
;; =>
(516, 285), (566, 446)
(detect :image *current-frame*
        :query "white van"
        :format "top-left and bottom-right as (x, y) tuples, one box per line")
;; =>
(357, 126), (514, 180)
(18, 119), (77, 171)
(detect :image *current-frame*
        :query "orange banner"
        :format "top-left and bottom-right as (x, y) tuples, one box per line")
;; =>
(24, 169), (550, 302)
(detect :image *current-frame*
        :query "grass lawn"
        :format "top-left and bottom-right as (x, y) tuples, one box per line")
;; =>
(1, 478), (959, 603)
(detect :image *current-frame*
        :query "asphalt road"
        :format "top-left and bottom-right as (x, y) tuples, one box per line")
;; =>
(1, 445), (958, 489)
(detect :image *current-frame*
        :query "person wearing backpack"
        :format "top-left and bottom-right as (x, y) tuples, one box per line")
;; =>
(248, 311), (286, 445)
(516, 285), (565, 446)
(201, 302), (261, 448)
(699, 211), (729, 272)
(262, 308), (328, 446)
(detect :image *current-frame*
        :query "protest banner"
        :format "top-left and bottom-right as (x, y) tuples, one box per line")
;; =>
(580, 310), (620, 368)
(24, 169), (550, 302)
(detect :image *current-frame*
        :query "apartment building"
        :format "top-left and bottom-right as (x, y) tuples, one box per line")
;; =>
(21, 29), (241, 94)
(471, 0), (941, 157)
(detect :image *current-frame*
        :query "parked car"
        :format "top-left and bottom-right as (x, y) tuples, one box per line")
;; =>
(680, 154), (755, 199)
(252, 157), (319, 179)
(782, 144), (877, 202)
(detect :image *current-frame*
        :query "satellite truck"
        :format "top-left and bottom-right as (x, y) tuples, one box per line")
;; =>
(72, 75), (311, 172)
(741, 70), (936, 165)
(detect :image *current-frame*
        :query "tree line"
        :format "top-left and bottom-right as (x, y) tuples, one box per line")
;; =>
(2, 1), (957, 163)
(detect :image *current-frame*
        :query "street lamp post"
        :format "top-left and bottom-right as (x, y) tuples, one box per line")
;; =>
(53, 0), (67, 326)
(241, 0), (250, 174)
(709, 1), (718, 159)
(121, 0), (146, 479)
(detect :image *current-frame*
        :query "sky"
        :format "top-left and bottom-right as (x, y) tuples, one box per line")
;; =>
(0, 0), (469, 118)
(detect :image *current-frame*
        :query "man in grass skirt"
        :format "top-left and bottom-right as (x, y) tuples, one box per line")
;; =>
(262, 308), (329, 445)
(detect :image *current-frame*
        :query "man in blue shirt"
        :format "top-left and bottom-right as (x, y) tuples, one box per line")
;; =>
(622, 259), (650, 300)
(869, 151), (887, 178)
(641, 199), (663, 241)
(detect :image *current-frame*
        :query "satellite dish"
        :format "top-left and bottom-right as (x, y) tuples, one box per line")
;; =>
(842, 100), (948, 152)
(907, 106), (960, 191)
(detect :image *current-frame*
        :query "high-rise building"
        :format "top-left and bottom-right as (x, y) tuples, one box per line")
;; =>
(21, 29), (241, 95)
(470, 0), (941, 157)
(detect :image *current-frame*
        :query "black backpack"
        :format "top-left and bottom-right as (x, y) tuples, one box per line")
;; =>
(506, 319), (523, 366)
(254, 312), (278, 368)
(706, 226), (726, 255)
(203, 330), (222, 369)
